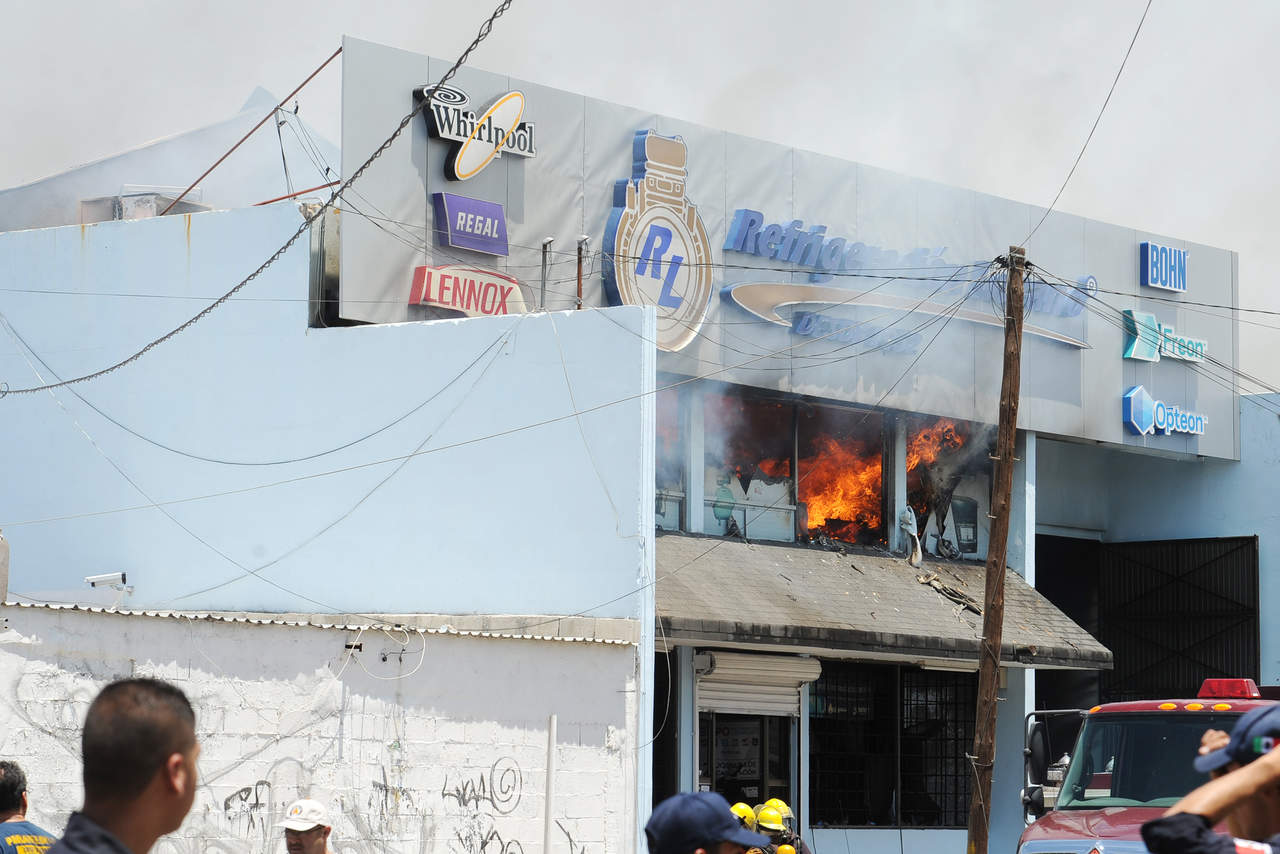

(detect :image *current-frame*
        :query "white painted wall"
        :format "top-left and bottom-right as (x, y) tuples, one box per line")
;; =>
(0, 605), (639, 854)
(0, 204), (656, 620)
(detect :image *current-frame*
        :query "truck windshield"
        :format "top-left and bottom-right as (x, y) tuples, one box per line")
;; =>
(1057, 712), (1239, 809)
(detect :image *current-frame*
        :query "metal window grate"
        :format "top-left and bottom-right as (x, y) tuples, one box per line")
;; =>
(900, 670), (976, 827)
(809, 662), (976, 828)
(808, 662), (897, 827)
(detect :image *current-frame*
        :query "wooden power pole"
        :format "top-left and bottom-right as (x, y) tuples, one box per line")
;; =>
(966, 246), (1026, 854)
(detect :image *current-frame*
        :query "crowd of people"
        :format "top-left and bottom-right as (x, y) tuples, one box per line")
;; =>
(8, 676), (1280, 854)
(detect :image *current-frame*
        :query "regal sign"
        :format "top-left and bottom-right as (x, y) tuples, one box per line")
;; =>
(432, 193), (509, 256)
(408, 265), (526, 317)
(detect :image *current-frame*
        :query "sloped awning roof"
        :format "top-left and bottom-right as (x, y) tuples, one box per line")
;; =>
(655, 533), (1111, 670)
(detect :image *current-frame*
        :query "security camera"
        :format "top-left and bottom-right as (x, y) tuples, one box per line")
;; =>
(84, 572), (126, 588)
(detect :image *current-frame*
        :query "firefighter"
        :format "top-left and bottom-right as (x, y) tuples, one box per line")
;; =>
(748, 806), (786, 854)
(762, 799), (810, 854)
(729, 803), (757, 832)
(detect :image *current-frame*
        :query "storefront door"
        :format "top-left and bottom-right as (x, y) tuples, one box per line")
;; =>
(698, 711), (792, 807)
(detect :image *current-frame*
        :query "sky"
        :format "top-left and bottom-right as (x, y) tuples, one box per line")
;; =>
(2, 0), (1277, 383)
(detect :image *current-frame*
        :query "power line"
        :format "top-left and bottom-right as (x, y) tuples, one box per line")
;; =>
(0, 0), (516, 398)
(1030, 266), (1280, 420)
(0, 309), (512, 467)
(1024, 0), (1153, 244)
(0, 263), (998, 529)
(496, 268), (998, 634)
(157, 320), (521, 607)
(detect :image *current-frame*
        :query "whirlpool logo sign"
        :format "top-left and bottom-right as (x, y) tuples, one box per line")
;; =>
(603, 130), (714, 352)
(417, 84), (537, 181)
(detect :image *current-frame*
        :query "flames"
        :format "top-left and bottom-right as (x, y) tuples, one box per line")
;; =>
(796, 436), (884, 537)
(907, 419), (964, 473)
(785, 417), (964, 544)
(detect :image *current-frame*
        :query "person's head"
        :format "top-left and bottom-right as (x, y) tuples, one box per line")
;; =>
(763, 799), (794, 835)
(754, 807), (786, 844)
(0, 761), (29, 820)
(82, 678), (198, 832)
(646, 793), (769, 854)
(728, 803), (756, 832)
(279, 799), (332, 854)
(1194, 705), (1280, 839)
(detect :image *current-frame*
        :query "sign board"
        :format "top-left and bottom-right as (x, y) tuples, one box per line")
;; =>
(339, 36), (1241, 460)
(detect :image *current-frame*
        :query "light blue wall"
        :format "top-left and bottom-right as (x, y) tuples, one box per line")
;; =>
(0, 204), (656, 619)
(1037, 394), (1280, 681)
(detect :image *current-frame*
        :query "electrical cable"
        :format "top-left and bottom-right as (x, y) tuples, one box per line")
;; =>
(1031, 264), (1280, 397)
(495, 268), (995, 634)
(1024, 0), (1153, 244)
(273, 107), (295, 198)
(0, 0), (517, 398)
(157, 318), (522, 605)
(0, 311), (512, 466)
(0, 263), (999, 529)
(1029, 266), (1280, 419)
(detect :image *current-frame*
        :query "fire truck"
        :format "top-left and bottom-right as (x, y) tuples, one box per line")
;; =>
(1017, 679), (1276, 854)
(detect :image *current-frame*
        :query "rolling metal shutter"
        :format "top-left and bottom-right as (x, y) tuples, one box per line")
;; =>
(696, 652), (822, 716)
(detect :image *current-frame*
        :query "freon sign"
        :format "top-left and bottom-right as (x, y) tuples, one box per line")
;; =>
(1122, 310), (1207, 362)
(1140, 241), (1188, 293)
(418, 84), (537, 181)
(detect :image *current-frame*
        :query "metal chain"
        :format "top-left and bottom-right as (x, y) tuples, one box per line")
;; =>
(0, 0), (515, 398)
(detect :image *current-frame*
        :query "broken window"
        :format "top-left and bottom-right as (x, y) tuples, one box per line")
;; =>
(905, 416), (992, 560)
(797, 404), (885, 545)
(702, 389), (794, 542)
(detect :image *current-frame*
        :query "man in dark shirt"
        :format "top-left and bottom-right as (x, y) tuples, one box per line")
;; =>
(0, 762), (56, 854)
(1142, 705), (1280, 854)
(47, 678), (199, 854)
(646, 792), (770, 854)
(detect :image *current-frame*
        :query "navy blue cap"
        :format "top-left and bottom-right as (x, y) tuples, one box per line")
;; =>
(1194, 704), (1280, 774)
(646, 792), (771, 854)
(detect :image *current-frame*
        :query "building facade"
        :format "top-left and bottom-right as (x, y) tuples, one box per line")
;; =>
(0, 34), (1261, 854)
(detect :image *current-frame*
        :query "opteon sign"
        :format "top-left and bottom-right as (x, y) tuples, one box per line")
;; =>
(416, 84), (537, 181)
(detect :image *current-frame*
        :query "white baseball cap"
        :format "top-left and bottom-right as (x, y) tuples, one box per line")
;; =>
(278, 799), (330, 831)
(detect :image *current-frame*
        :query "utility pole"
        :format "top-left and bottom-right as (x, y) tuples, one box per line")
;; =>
(966, 246), (1026, 854)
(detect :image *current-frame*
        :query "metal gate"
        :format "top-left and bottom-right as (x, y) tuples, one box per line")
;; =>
(1099, 536), (1259, 702)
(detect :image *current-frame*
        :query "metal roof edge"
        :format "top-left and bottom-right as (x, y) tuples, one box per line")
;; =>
(658, 617), (1113, 670)
(1, 601), (636, 646)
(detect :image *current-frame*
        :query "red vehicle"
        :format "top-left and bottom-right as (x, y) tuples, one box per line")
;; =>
(1018, 679), (1276, 854)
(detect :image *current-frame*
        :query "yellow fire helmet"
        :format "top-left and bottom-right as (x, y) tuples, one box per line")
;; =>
(778, 846), (797, 854)
(764, 798), (793, 819)
(729, 802), (757, 831)
(756, 806), (786, 833)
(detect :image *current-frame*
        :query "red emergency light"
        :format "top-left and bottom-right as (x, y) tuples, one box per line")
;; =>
(1198, 678), (1261, 699)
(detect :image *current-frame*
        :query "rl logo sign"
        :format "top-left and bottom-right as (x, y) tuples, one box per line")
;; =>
(602, 130), (713, 352)
(408, 265), (526, 317)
